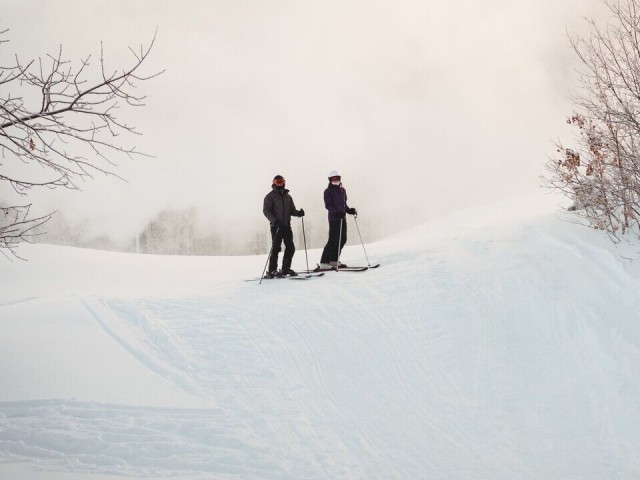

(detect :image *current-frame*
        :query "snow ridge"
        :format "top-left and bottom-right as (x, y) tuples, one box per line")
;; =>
(2, 197), (640, 479)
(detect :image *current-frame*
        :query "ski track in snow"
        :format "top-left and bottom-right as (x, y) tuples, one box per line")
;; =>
(2, 201), (640, 479)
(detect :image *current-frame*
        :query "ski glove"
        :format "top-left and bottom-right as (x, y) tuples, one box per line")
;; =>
(298, 208), (305, 217)
(347, 207), (357, 215)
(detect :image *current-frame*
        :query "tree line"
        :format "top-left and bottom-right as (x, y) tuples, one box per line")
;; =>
(32, 205), (379, 257)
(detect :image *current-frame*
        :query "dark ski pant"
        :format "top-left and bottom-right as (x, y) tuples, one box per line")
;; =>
(320, 218), (347, 264)
(269, 225), (295, 273)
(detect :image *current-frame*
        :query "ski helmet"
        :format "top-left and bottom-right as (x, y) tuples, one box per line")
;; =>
(327, 170), (341, 179)
(273, 175), (285, 187)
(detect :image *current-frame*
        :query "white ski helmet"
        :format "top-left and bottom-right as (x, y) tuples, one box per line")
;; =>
(328, 170), (341, 179)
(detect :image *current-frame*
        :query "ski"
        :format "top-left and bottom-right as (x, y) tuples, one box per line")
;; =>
(302, 266), (369, 273)
(302, 263), (380, 274)
(290, 272), (325, 279)
(246, 264), (378, 280)
(337, 263), (380, 270)
(244, 277), (303, 282)
(244, 272), (325, 282)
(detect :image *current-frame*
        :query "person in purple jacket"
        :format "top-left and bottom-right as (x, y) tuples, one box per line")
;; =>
(317, 170), (357, 269)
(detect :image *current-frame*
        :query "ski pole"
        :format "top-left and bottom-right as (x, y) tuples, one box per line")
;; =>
(301, 217), (310, 273)
(353, 214), (372, 267)
(336, 216), (344, 271)
(259, 226), (279, 284)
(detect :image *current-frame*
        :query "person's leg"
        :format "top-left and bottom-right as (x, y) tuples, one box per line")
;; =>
(332, 219), (348, 266)
(281, 227), (296, 271)
(339, 219), (347, 251)
(268, 226), (283, 273)
(320, 220), (341, 264)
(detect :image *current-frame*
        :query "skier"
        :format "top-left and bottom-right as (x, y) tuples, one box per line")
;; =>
(317, 170), (357, 270)
(263, 175), (305, 278)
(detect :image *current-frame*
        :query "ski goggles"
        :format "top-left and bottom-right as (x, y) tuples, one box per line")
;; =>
(273, 178), (286, 186)
(329, 176), (341, 182)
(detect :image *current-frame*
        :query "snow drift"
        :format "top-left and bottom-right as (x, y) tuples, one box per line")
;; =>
(1, 194), (640, 479)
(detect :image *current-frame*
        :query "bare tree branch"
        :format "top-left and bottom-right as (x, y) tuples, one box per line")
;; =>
(0, 204), (53, 260)
(0, 26), (162, 258)
(544, 0), (640, 241)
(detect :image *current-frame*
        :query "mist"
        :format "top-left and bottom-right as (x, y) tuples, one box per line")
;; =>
(1, 0), (604, 253)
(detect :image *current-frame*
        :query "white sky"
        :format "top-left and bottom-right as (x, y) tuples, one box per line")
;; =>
(0, 0), (604, 242)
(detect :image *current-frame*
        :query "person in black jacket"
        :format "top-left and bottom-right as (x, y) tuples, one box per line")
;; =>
(263, 175), (305, 277)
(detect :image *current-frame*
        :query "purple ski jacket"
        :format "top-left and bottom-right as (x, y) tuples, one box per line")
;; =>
(324, 183), (351, 221)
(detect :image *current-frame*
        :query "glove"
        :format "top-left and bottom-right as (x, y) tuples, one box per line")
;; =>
(347, 207), (357, 215)
(298, 208), (305, 217)
(274, 220), (284, 227)
(339, 212), (346, 219)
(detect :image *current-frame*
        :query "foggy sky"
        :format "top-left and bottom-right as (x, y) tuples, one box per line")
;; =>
(1, 0), (604, 243)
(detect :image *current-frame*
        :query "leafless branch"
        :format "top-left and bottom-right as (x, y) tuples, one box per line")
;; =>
(0, 205), (53, 260)
(0, 26), (162, 258)
(545, 0), (640, 242)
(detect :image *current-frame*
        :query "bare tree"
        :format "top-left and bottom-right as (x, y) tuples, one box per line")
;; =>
(545, 0), (640, 240)
(0, 204), (51, 259)
(0, 26), (162, 258)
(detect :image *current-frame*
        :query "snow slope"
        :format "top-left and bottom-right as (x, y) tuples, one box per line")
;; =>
(2, 194), (640, 479)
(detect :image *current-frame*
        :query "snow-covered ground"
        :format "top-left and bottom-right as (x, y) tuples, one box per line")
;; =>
(2, 194), (640, 479)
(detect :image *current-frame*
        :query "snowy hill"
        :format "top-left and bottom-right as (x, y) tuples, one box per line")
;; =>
(2, 194), (640, 480)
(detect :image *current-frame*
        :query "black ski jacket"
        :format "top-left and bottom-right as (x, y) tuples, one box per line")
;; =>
(263, 186), (303, 227)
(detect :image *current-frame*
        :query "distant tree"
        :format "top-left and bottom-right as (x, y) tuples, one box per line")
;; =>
(0, 26), (161, 259)
(545, 0), (640, 239)
(137, 208), (197, 255)
(249, 228), (269, 255)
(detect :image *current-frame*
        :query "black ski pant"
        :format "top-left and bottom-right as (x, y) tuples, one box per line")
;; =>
(269, 225), (295, 273)
(320, 218), (347, 264)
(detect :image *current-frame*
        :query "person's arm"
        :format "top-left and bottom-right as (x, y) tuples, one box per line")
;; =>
(290, 197), (304, 217)
(263, 194), (277, 224)
(344, 189), (357, 215)
(325, 188), (343, 217)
